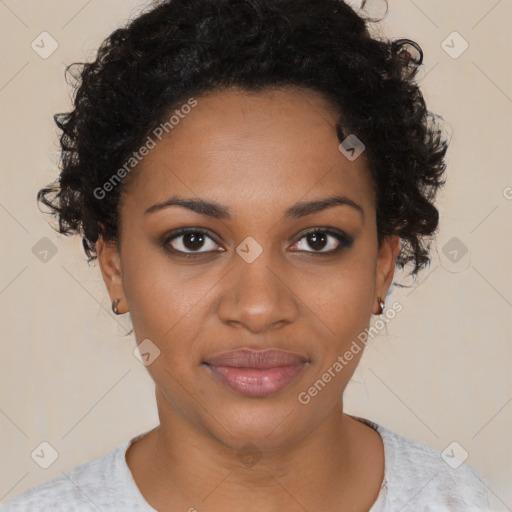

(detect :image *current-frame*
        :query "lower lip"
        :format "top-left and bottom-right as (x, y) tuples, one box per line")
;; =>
(204, 363), (305, 397)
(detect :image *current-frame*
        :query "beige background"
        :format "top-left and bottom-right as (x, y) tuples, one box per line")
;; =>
(1, 0), (511, 509)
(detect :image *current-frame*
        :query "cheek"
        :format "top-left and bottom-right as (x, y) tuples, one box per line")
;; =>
(121, 252), (200, 341)
(121, 251), (221, 377)
(294, 255), (376, 348)
(125, 267), (207, 403)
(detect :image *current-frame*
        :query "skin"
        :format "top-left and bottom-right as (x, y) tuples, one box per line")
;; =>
(96, 86), (400, 512)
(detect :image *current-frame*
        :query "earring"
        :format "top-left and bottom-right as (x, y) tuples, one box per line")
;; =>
(377, 296), (385, 315)
(112, 298), (121, 315)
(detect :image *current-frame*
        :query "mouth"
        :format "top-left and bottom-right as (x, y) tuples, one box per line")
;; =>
(203, 348), (308, 398)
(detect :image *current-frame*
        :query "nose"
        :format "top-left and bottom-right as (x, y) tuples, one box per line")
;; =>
(216, 249), (299, 334)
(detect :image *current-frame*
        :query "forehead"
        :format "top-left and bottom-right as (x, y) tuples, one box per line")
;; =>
(122, 87), (375, 219)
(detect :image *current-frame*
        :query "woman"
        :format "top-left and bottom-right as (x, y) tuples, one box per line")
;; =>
(3, 0), (491, 510)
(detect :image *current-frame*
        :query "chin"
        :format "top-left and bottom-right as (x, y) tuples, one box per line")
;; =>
(202, 399), (313, 452)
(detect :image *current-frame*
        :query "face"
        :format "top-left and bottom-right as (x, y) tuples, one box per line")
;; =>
(97, 86), (399, 451)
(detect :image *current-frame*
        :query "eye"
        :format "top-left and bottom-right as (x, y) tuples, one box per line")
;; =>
(162, 227), (353, 258)
(291, 228), (353, 255)
(163, 228), (223, 256)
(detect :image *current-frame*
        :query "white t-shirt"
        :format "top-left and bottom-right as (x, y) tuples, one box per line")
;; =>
(1, 416), (493, 511)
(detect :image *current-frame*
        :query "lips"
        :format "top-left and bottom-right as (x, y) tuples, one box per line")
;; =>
(203, 348), (308, 397)
(204, 348), (307, 368)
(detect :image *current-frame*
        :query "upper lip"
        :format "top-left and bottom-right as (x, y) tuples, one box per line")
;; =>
(204, 349), (307, 369)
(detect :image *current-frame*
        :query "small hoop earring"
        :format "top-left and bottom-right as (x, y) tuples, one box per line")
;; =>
(377, 297), (385, 315)
(112, 298), (121, 315)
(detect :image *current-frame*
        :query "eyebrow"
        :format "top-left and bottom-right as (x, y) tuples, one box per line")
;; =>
(144, 195), (364, 220)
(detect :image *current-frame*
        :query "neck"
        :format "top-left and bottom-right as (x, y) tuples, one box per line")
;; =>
(126, 389), (383, 512)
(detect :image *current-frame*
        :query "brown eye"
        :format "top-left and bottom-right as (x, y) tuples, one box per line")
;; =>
(304, 231), (328, 251)
(292, 229), (353, 255)
(163, 229), (223, 256)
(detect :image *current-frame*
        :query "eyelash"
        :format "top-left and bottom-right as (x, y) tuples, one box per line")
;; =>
(162, 227), (353, 258)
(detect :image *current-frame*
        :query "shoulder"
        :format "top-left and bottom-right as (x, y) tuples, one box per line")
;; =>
(1, 441), (131, 512)
(354, 416), (491, 512)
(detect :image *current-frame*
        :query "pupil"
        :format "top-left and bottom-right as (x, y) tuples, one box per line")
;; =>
(184, 232), (204, 250)
(308, 232), (326, 251)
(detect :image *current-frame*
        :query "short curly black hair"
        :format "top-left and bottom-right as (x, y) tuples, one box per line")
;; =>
(38, 0), (449, 277)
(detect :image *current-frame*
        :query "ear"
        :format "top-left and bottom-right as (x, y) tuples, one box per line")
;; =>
(96, 234), (127, 314)
(373, 235), (400, 314)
